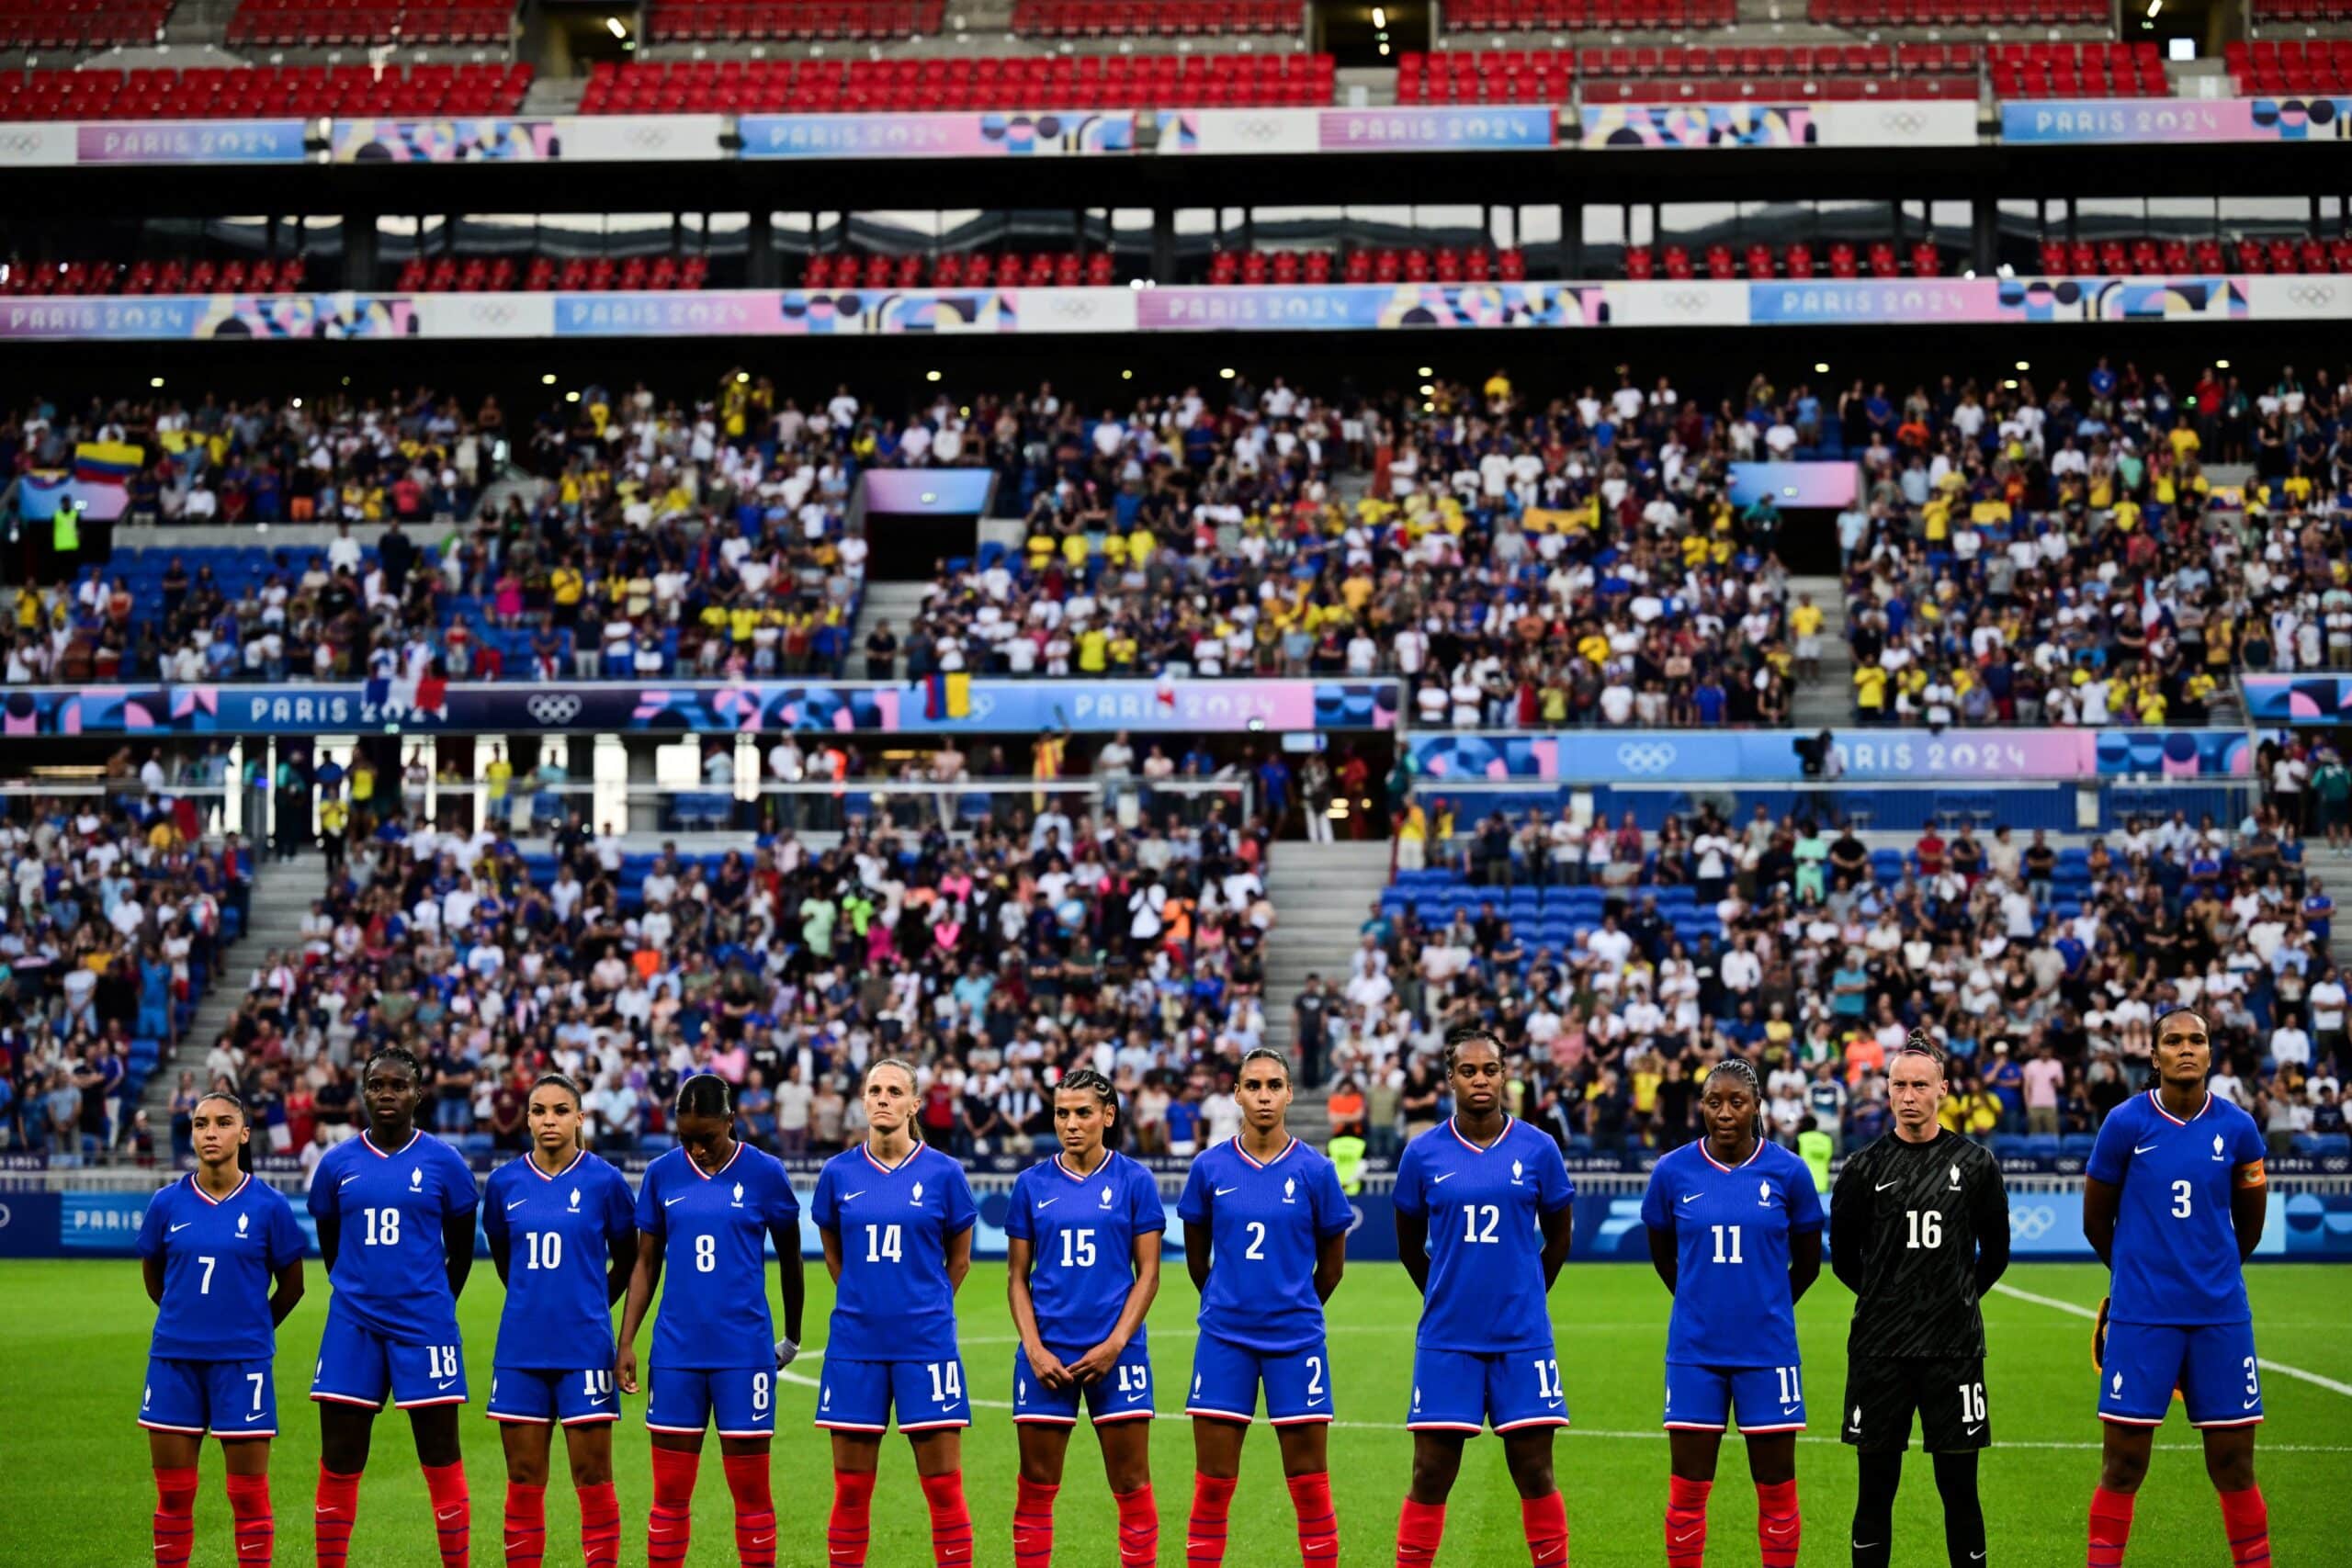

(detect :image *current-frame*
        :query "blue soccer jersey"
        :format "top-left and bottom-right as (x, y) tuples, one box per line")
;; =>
(1178, 1136), (1353, 1354)
(1393, 1116), (1574, 1354)
(308, 1130), (479, 1342)
(2088, 1089), (2267, 1326)
(138, 1172), (305, 1362)
(635, 1142), (801, 1371)
(811, 1141), (976, 1363)
(483, 1149), (635, 1371)
(1005, 1150), (1167, 1349)
(1640, 1138), (1823, 1370)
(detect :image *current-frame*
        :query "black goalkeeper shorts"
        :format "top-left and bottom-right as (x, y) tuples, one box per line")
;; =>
(1839, 1355), (1991, 1454)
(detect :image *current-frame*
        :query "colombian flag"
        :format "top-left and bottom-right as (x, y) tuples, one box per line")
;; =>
(922, 672), (971, 721)
(73, 440), (143, 484)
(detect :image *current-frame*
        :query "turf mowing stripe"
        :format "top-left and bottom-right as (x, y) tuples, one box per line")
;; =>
(777, 1350), (2352, 1452)
(1992, 1281), (2352, 1399)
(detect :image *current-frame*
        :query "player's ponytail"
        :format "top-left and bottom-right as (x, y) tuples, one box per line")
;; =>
(191, 1088), (254, 1173)
(1894, 1027), (1945, 1069)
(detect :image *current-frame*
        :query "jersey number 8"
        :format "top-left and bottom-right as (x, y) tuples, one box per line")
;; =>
(694, 1235), (717, 1273)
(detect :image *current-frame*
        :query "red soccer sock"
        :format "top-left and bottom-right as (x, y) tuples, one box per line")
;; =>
(224, 1471), (273, 1567)
(648, 1447), (699, 1568)
(723, 1453), (776, 1568)
(2088, 1485), (2136, 1568)
(423, 1461), (470, 1568)
(1012, 1475), (1058, 1568)
(1114, 1483), (1159, 1568)
(153, 1465), (198, 1568)
(921, 1469), (974, 1566)
(1396, 1496), (1445, 1568)
(576, 1481), (620, 1568)
(1521, 1489), (1568, 1567)
(313, 1465), (361, 1568)
(1664, 1475), (1711, 1568)
(1756, 1478), (1800, 1568)
(502, 1482), (546, 1568)
(1187, 1473), (1237, 1568)
(1288, 1471), (1339, 1567)
(2218, 1485), (2271, 1568)
(829, 1469), (876, 1568)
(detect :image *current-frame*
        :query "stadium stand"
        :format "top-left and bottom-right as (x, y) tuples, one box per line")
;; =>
(1809, 0), (2106, 25)
(0, 0), (172, 51)
(579, 52), (1334, 112)
(0, 64), (532, 122)
(225, 0), (514, 46)
(1009, 0), (1303, 39)
(640, 0), (942, 42)
(1204, 246), (1529, 285)
(1441, 0), (1738, 32)
(1623, 240), (1946, 279)
(0, 255), (311, 298)
(1986, 42), (2169, 98)
(392, 253), (713, 292)
(1399, 44), (1979, 106)
(2225, 39), (2352, 96)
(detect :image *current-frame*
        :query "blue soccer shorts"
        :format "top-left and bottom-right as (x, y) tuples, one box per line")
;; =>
(1407, 1346), (1570, 1435)
(1662, 1361), (1807, 1434)
(488, 1366), (621, 1427)
(645, 1367), (776, 1438)
(1012, 1341), (1157, 1427)
(815, 1356), (971, 1434)
(141, 1356), (277, 1438)
(2098, 1320), (2264, 1428)
(1184, 1333), (1334, 1426)
(310, 1308), (467, 1410)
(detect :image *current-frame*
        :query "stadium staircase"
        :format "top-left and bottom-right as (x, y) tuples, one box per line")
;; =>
(141, 853), (321, 1124)
(848, 579), (933, 679)
(1787, 572), (1850, 732)
(1264, 838), (1391, 1141)
(2302, 842), (2352, 969)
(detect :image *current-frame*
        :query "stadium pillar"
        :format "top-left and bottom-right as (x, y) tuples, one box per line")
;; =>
(747, 210), (779, 287)
(345, 209), (380, 293)
(1970, 198), (1997, 277)
(1151, 209), (1176, 283)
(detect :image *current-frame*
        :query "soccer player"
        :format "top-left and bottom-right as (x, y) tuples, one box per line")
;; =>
(136, 1089), (305, 1568)
(1641, 1057), (1823, 1568)
(1180, 1045), (1352, 1568)
(2082, 1004), (2272, 1568)
(1006, 1068), (1166, 1568)
(1831, 1035), (2010, 1568)
(307, 1045), (481, 1568)
(615, 1073), (805, 1568)
(1391, 1024), (1576, 1568)
(812, 1058), (979, 1567)
(482, 1073), (639, 1568)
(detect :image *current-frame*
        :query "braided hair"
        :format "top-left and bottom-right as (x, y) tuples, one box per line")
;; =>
(674, 1072), (734, 1119)
(363, 1043), (423, 1083)
(1701, 1055), (1766, 1146)
(1442, 1021), (1505, 1077)
(1892, 1027), (1946, 1071)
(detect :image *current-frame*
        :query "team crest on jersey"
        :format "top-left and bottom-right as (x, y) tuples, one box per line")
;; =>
(911, 1181), (925, 1206)
(2109, 1373), (2123, 1397)
(410, 1167), (424, 1190)
(731, 1182), (745, 1208)
(822, 1385), (832, 1409)
(1017, 1380), (1029, 1405)
(237, 1213), (249, 1235)
(1949, 1165), (1962, 1189)
(1100, 1185), (1114, 1209)
(1758, 1180), (1772, 1206)
(1510, 1160), (1524, 1186)
(1412, 1386), (1422, 1411)
(1849, 1405), (1861, 1431)
(569, 1188), (582, 1211)
(2211, 1134), (2227, 1161)
(1283, 1178), (1296, 1204)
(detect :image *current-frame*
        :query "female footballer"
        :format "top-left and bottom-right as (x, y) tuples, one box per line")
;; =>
(1005, 1068), (1166, 1568)
(136, 1089), (305, 1568)
(307, 1045), (481, 1568)
(1640, 1056), (1823, 1568)
(1180, 1045), (1353, 1568)
(616, 1073), (804, 1568)
(811, 1058), (980, 1568)
(1390, 1024), (1576, 1568)
(481, 1073), (639, 1568)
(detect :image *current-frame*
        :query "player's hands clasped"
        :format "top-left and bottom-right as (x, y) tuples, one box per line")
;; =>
(775, 1338), (798, 1371)
(1028, 1345), (1074, 1390)
(1067, 1341), (1124, 1384)
(616, 1344), (640, 1395)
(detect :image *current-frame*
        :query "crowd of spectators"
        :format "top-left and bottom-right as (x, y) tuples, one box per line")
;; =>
(1833, 357), (2352, 726)
(0, 795), (247, 1160)
(1311, 796), (2347, 1163)
(175, 790), (1285, 1168)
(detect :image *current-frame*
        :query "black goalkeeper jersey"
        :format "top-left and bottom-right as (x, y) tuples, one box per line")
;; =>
(1829, 1128), (2010, 1359)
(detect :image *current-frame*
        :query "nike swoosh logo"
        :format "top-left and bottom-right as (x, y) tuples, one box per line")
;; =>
(664, 1195), (687, 1206)
(340, 1175), (360, 1186)
(1681, 1192), (1701, 1204)
(507, 1540), (529, 1552)
(1673, 1529), (1701, 1544)
(434, 1379), (457, 1391)
(170, 1223), (192, 1233)
(2244, 1397), (2260, 1408)
(243, 1411), (266, 1421)
(2134, 1144), (2160, 1155)
(1875, 1179), (1901, 1191)
(1036, 1197), (1059, 1209)
(1964, 1423), (1983, 1435)
(843, 1191), (865, 1201)
(506, 1198), (528, 1210)
(1971, 1554), (1985, 1562)
(1127, 1391), (1148, 1403)
(1306, 1395), (1325, 1407)
(1853, 1544), (1879, 1552)
(1216, 1187), (1238, 1196)
(436, 1507), (462, 1521)
(1545, 1398), (1564, 1409)
(1432, 1172), (1456, 1184)
(1781, 1404), (1801, 1416)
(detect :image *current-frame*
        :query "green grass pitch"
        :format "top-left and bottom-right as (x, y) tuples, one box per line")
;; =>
(7, 1259), (2349, 1564)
